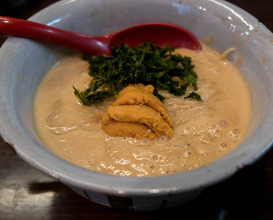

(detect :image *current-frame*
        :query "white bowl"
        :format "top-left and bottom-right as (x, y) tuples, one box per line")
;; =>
(1, 0), (273, 211)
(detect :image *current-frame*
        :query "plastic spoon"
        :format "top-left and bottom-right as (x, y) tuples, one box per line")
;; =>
(0, 16), (201, 56)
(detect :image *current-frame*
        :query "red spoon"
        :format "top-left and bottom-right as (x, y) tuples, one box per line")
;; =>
(0, 16), (201, 56)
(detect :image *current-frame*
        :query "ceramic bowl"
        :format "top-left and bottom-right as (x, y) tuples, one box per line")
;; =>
(1, 0), (273, 211)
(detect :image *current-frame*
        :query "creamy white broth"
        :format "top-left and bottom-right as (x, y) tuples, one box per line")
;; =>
(34, 45), (252, 177)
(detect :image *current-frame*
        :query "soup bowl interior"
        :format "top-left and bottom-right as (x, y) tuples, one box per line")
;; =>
(1, 0), (273, 211)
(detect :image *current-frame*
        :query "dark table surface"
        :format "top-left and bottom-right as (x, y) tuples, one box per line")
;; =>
(1, 0), (273, 219)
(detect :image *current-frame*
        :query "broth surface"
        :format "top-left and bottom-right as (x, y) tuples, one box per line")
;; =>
(34, 45), (251, 176)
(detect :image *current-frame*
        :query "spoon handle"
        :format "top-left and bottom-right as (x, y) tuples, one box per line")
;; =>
(0, 16), (109, 55)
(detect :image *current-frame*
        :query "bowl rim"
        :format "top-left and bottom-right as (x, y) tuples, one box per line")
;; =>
(1, 0), (273, 197)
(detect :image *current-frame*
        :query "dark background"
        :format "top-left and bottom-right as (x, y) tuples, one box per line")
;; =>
(1, 0), (273, 219)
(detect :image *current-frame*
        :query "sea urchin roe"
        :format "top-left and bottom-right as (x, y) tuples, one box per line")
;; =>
(102, 112), (156, 140)
(33, 44), (252, 177)
(102, 84), (173, 139)
(114, 84), (173, 126)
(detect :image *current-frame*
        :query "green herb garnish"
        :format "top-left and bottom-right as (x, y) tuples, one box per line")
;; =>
(185, 92), (202, 101)
(74, 42), (201, 105)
